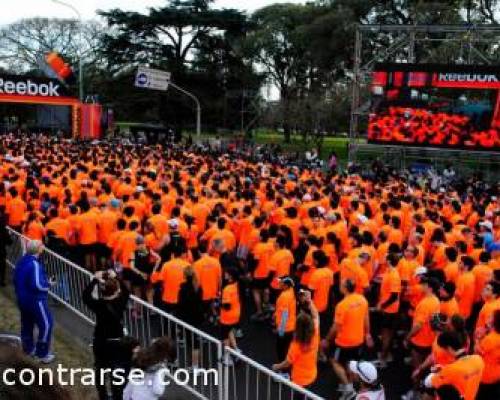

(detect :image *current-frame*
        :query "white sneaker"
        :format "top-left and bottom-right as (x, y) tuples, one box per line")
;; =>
(38, 353), (55, 364)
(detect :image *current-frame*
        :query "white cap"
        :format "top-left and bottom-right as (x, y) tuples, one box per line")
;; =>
(424, 373), (435, 388)
(135, 185), (144, 193)
(415, 266), (427, 276)
(317, 206), (326, 216)
(302, 194), (312, 202)
(349, 360), (378, 384)
(325, 212), (337, 222)
(479, 221), (493, 231)
(357, 215), (369, 225)
(168, 218), (179, 229)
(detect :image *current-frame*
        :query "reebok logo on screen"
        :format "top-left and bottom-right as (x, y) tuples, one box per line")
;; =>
(0, 78), (60, 97)
(438, 73), (499, 83)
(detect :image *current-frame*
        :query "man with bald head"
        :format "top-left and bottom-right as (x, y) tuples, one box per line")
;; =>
(13, 240), (55, 363)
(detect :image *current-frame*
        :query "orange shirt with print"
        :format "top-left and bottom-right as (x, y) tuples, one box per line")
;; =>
(193, 255), (222, 301)
(477, 331), (500, 384)
(308, 268), (334, 313)
(79, 211), (98, 245)
(252, 241), (275, 279)
(275, 287), (296, 333)
(471, 264), (493, 303)
(430, 355), (484, 400)
(379, 267), (401, 314)
(411, 294), (440, 348)
(151, 258), (190, 304)
(334, 293), (368, 347)
(440, 298), (459, 321)
(287, 322), (319, 387)
(220, 282), (241, 325)
(456, 271), (475, 318)
(45, 217), (71, 243)
(269, 249), (294, 289)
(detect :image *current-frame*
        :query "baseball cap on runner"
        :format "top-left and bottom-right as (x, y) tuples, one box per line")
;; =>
(479, 221), (493, 231)
(278, 276), (295, 287)
(349, 360), (378, 384)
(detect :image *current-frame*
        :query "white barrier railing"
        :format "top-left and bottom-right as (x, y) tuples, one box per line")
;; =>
(5, 227), (323, 400)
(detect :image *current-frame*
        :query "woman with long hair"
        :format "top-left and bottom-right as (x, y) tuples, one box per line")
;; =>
(272, 291), (320, 390)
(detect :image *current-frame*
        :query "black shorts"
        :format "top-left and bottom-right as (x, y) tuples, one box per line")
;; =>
(410, 342), (432, 357)
(122, 268), (148, 287)
(252, 277), (271, 290)
(95, 243), (111, 259)
(80, 243), (97, 256)
(329, 344), (362, 366)
(381, 312), (398, 330)
(219, 324), (237, 340)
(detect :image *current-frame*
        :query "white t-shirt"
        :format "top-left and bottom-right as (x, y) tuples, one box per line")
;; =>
(122, 368), (167, 400)
(355, 388), (386, 400)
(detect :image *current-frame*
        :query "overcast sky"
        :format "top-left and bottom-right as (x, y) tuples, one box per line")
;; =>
(0, 0), (304, 25)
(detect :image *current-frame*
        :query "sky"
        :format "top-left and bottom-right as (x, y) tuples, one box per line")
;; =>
(0, 0), (304, 25)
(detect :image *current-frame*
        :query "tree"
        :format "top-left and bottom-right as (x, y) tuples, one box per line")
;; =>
(242, 3), (317, 142)
(99, 0), (247, 75)
(98, 0), (251, 130)
(0, 18), (104, 74)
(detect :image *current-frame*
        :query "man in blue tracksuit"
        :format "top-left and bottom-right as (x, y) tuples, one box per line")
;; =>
(13, 240), (55, 363)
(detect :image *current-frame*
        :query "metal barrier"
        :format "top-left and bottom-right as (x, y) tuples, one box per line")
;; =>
(224, 348), (324, 400)
(5, 227), (324, 400)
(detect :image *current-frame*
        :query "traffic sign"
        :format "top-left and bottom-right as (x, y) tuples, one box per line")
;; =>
(134, 67), (171, 91)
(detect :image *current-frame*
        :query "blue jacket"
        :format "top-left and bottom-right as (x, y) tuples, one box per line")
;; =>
(13, 254), (50, 305)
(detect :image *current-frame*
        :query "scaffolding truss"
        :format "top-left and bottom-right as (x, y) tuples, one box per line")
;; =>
(349, 24), (500, 164)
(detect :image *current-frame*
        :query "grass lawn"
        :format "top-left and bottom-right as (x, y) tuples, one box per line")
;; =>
(0, 288), (97, 400)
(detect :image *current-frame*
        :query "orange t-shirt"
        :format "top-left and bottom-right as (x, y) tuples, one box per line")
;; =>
(287, 322), (319, 387)
(471, 265), (493, 303)
(430, 355), (484, 400)
(379, 267), (401, 314)
(79, 211), (98, 245)
(6, 197), (27, 226)
(220, 282), (240, 325)
(340, 258), (369, 295)
(477, 331), (500, 384)
(275, 287), (296, 333)
(269, 249), (294, 290)
(411, 294), (440, 348)
(440, 298), (459, 321)
(117, 230), (139, 268)
(24, 221), (44, 240)
(45, 217), (71, 243)
(193, 255), (222, 301)
(151, 258), (190, 304)
(97, 210), (118, 244)
(334, 293), (368, 347)
(456, 271), (475, 319)
(308, 268), (334, 313)
(252, 242), (274, 279)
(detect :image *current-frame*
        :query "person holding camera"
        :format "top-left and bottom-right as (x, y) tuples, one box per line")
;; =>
(82, 270), (130, 400)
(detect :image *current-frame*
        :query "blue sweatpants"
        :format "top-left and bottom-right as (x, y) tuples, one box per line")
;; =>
(19, 299), (53, 358)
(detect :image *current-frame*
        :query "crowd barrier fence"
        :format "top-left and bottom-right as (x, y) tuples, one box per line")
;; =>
(5, 227), (324, 400)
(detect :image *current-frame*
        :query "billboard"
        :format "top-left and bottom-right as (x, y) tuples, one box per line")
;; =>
(368, 63), (500, 151)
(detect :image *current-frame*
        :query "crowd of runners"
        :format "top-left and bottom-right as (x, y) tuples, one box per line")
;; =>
(1, 132), (500, 400)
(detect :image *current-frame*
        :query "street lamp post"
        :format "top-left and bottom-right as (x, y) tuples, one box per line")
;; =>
(51, 0), (83, 101)
(169, 81), (201, 138)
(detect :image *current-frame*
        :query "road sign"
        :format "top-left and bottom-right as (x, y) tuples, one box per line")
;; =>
(134, 67), (171, 91)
